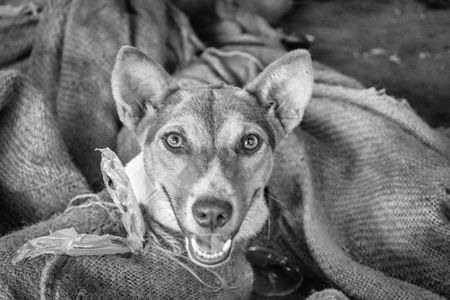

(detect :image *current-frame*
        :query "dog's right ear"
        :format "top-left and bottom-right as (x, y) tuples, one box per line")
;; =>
(111, 46), (179, 132)
(245, 49), (313, 140)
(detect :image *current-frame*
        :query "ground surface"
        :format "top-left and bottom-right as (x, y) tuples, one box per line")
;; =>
(281, 0), (450, 128)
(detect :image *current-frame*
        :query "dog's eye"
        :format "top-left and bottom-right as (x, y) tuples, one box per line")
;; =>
(165, 133), (184, 149)
(242, 134), (261, 153)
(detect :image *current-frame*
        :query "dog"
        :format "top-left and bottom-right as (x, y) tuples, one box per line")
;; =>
(111, 46), (313, 267)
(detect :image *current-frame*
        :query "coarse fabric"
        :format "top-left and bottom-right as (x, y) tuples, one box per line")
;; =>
(300, 84), (450, 299)
(305, 289), (350, 300)
(0, 193), (253, 300)
(0, 71), (89, 234)
(266, 83), (450, 299)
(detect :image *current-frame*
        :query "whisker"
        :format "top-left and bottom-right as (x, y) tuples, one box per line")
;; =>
(266, 194), (287, 208)
(144, 189), (160, 202)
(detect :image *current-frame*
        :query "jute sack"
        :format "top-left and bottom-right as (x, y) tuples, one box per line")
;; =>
(0, 71), (89, 234)
(0, 191), (253, 300)
(265, 83), (450, 299)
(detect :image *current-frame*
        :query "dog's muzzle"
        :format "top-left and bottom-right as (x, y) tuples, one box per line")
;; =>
(186, 199), (234, 266)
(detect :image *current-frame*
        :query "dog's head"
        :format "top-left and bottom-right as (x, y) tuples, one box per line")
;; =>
(112, 47), (313, 266)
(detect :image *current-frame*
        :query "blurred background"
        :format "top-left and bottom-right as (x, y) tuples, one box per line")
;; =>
(281, 0), (450, 128)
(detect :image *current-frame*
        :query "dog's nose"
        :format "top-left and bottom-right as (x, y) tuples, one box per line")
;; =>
(192, 199), (232, 231)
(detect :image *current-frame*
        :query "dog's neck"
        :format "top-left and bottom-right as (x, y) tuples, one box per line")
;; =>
(125, 153), (153, 205)
(124, 153), (180, 234)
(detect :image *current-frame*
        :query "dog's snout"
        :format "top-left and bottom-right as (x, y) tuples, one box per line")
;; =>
(192, 199), (232, 231)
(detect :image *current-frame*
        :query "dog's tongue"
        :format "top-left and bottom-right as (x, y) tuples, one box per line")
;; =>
(196, 235), (225, 253)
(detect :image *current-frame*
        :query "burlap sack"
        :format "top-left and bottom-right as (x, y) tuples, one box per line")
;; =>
(305, 289), (350, 300)
(264, 83), (450, 299)
(0, 71), (89, 234)
(0, 193), (253, 300)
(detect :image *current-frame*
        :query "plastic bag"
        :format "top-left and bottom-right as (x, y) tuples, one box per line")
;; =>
(13, 148), (146, 263)
(99, 147), (146, 250)
(12, 228), (133, 263)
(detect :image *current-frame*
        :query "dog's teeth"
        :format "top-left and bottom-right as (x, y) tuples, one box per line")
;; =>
(190, 236), (231, 261)
(191, 238), (200, 253)
(222, 239), (232, 252)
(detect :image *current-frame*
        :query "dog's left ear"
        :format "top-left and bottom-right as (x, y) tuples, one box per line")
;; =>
(111, 46), (179, 133)
(245, 49), (313, 139)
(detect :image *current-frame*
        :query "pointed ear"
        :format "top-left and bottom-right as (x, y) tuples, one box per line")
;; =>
(111, 46), (179, 132)
(245, 49), (313, 139)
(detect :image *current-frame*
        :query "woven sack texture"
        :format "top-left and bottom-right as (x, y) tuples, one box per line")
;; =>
(265, 83), (450, 299)
(0, 193), (253, 300)
(0, 71), (89, 234)
(304, 85), (450, 299)
(305, 289), (350, 300)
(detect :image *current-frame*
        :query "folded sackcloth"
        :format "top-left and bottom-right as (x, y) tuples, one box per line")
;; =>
(252, 84), (450, 299)
(0, 70), (89, 234)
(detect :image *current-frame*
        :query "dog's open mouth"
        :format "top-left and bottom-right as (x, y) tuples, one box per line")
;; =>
(186, 234), (233, 266)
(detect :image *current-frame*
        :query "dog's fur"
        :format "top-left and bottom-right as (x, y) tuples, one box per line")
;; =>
(111, 46), (313, 266)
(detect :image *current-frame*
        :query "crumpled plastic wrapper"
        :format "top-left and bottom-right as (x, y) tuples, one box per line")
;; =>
(13, 148), (146, 263)
(99, 147), (146, 250)
(12, 228), (133, 263)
